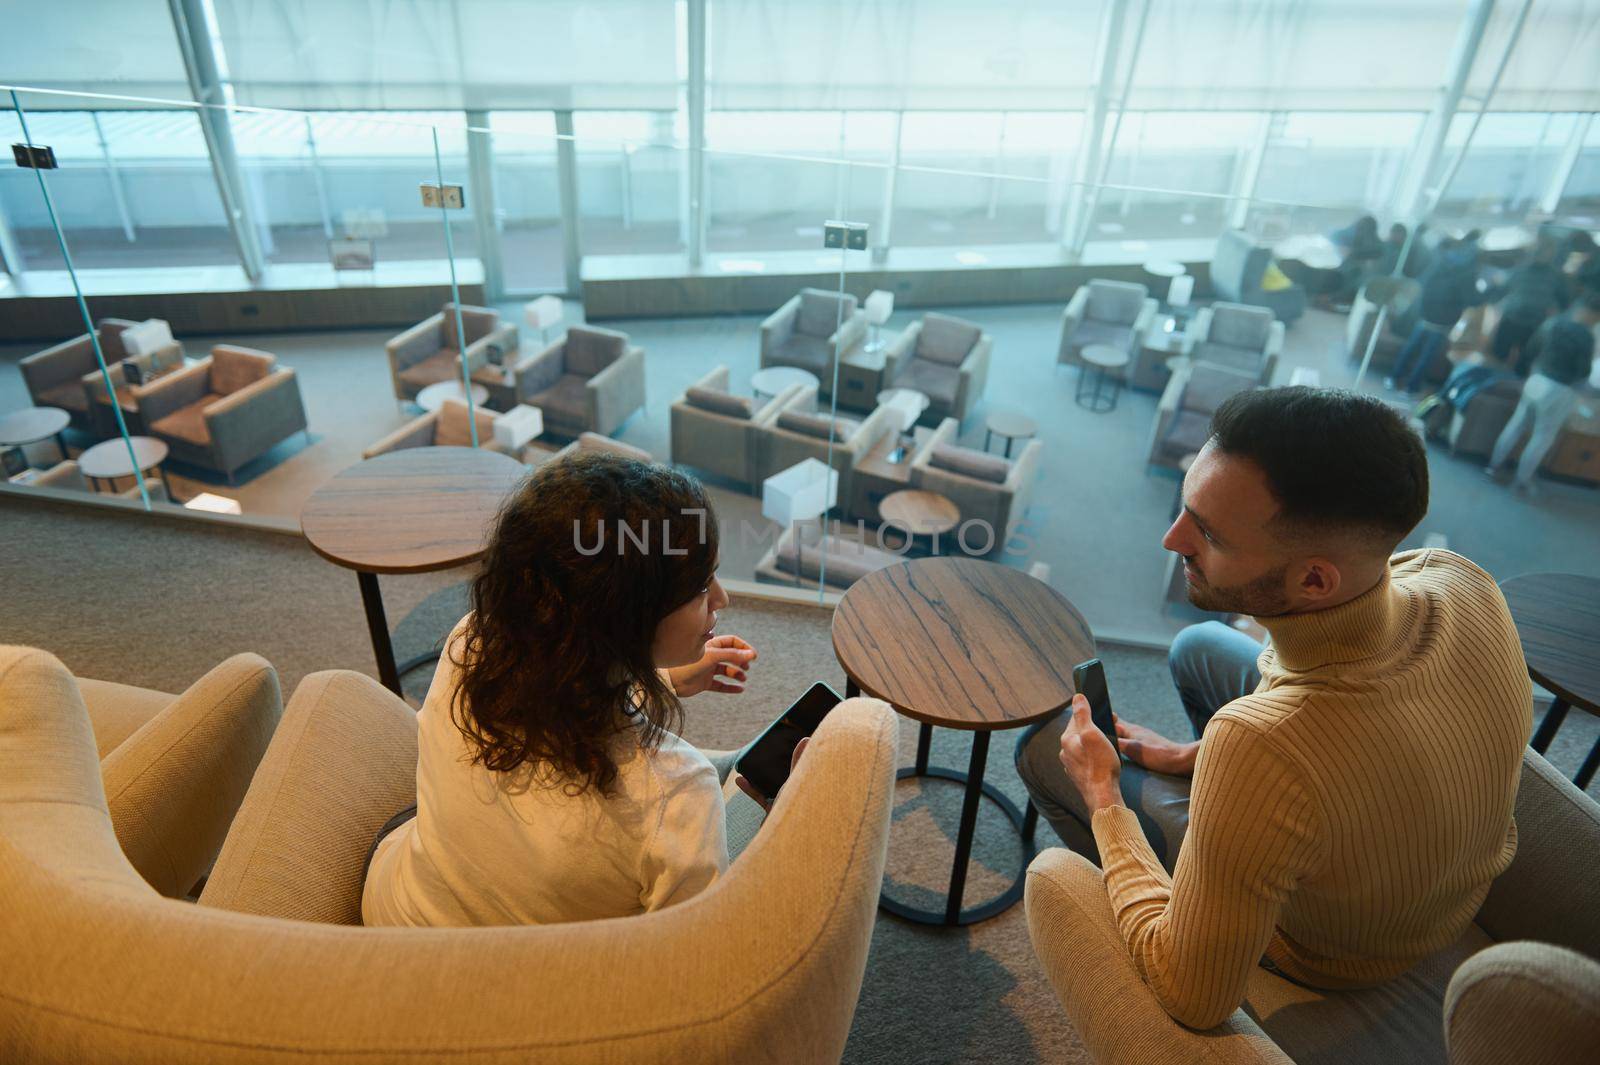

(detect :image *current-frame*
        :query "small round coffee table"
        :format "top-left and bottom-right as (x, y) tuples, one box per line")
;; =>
(77, 435), (171, 497)
(0, 406), (71, 465)
(416, 380), (490, 413)
(750, 366), (821, 405)
(833, 557), (1096, 925)
(879, 489), (959, 550)
(984, 410), (1038, 458)
(1501, 573), (1600, 788)
(301, 447), (528, 696)
(1077, 344), (1130, 413)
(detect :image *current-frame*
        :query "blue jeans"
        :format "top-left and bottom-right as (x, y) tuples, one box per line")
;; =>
(1016, 621), (1263, 866)
(1389, 322), (1450, 393)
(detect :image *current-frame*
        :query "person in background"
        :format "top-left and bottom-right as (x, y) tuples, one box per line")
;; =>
(1386, 236), (1485, 395)
(1323, 215), (1384, 308)
(1486, 312), (1597, 495)
(1377, 222), (1426, 279)
(1487, 236), (1571, 375)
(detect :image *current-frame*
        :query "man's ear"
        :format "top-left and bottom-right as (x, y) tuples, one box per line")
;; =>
(1296, 558), (1343, 604)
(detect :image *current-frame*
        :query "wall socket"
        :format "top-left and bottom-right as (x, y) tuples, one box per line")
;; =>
(823, 220), (869, 250)
(419, 183), (466, 209)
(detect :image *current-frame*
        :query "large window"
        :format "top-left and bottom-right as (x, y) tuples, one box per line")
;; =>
(489, 112), (563, 292)
(573, 111), (685, 258)
(1559, 115), (1600, 221)
(1089, 111), (1263, 243)
(1433, 112), (1585, 227)
(1251, 112), (1425, 237)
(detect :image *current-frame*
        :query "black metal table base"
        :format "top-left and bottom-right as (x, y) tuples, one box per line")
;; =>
(1075, 364), (1122, 413)
(355, 571), (444, 698)
(1530, 696), (1600, 790)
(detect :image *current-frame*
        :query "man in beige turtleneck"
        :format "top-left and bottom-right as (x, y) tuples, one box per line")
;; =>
(1019, 387), (1531, 1034)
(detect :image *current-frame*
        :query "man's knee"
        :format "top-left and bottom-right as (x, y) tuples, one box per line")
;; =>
(1167, 621), (1235, 690)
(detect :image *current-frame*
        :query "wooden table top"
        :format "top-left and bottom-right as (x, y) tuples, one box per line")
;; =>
(985, 410), (1038, 439)
(879, 489), (959, 536)
(833, 557), (1096, 730)
(301, 446), (528, 575)
(0, 406), (70, 446)
(1501, 572), (1600, 713)
(77, 435), (167, 479)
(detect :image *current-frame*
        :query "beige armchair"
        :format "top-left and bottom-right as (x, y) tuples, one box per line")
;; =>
(137, 346), (308, 482)
(754, 523), (907, 591)
(1148, 361), (1259, 470)
(18, 318), (141, 429)
(31, 459), (170, 503)
(760, 288), (867, 396)
(1347, 276), (1422, 373)
(756, 391), (901, 510)
(670, 365), (807, 490)
(552, 431), (653, 463)
(1058, 280), (1159, 370)
(515, 325), (646, 437)
(362, 398), (511, 460)
(1024, 747), (1600, 1065)
(0, 643), (899, 1061)
(882, 313), (993, 427)
(909, 417), (1041, 553)
(385, 303), (515, 402)
(1188, 302), (1282, 386)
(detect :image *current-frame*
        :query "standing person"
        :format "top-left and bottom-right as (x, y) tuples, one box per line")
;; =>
(1018, 387), (1530, 1047)
(1485, 314), (1596, 495)
(1386, 238), (1485, 394)
(1487, 236), (1571, 375)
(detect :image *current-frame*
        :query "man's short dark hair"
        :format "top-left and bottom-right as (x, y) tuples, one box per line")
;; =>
(1209, 387), (1428, 549)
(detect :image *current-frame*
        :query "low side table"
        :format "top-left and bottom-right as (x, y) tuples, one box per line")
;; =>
(77, 436), (171, 498)
(833, 557), (1095, 925)
(417, 381), (490, 413)
(879, 488), (958, 553)
(1501, 573), (1600, 788)
(983, 411), (1037, 458)
(0, 406), (71, 464)
(1077, 344), (1130, 413)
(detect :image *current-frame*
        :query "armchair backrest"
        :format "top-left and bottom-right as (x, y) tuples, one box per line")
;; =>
(1086, 281), (1150, 325)
(1212, 230), (1266, 301)
(1207, 303), (1275, 352)
(435, 398), (498, 447)
(565, 325), (629, 377)
(211, 345), (277, 395)
(95, 319), (140, 362)
(1182, 363), (1258, 417)
(440, 303), (499, 350)
(798, 289), (857, 338)
(915, 313), (982, 366)
(32, 460), (90, 492)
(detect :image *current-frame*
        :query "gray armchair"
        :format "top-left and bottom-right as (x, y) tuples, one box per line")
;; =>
(362, 398), (511, 460)
(669, 365), (805, 491)
(882, 313), (993, 427)
(759, 289), (867, 395)
(139, 346), (308, 483)
(754, 523), (907, 592)
(1058, 281), (1158, 370)
(909, 417), (1041, 553)
(516, 325), (646, 438)
(756, 392), (901, 511)
(1347, 276), (1425, 375)
(1210, 230), (1307, 323)
(384, 303), (515, 403)
(1148, 360), (1259, 470)
(18, 318), (140, 428)
(1188, 302), (1282, 386)
(552, 432), (653, 464)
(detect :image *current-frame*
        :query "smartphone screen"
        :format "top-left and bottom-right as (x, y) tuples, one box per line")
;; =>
(735, 682), (841, 802)
(1072, 658), (1120, 755)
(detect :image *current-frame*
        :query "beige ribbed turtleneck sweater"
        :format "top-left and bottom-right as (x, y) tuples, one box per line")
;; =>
(1091, 548), (1532, 1029)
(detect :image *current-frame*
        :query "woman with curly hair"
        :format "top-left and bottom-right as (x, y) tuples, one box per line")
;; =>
(363, 451), (776, 927)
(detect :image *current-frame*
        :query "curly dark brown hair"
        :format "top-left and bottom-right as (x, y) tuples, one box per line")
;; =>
(448, 451), (719, 794)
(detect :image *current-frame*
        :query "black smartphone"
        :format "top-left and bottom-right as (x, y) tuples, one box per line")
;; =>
(735, 682), (841, 803)
(1072, 658), (1120, 756)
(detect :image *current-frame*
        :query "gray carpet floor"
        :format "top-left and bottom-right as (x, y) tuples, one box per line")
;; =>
(5, 496), (1599, 1064)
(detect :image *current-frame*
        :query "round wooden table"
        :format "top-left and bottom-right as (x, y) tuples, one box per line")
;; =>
(416, 380), (490, 413)
(0, 406), (71, 463)
(301, 447), (528, 695)
(77, 435), (171, 497)
(1077, 343), (1130, 413)
(879, 489), (959, 546)
(1501, 573), (1600, 788)
(983, 410), (1038, 458)
(833, 557), (1096, 924)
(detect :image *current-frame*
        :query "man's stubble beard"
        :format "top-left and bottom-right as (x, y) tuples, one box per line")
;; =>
(1185, 559), (1292, 617)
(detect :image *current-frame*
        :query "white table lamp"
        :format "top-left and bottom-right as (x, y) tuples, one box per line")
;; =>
(877, 388), (929, 462)
(762, 458), (840, 587)
(1168, 273), (1194, 309)
(524, 295), (565, 346)
(494, 404), (544, 452)
(863, 289), (894, 353)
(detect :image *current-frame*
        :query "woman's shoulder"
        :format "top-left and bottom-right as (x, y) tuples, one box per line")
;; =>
(615, 727), (719, 802)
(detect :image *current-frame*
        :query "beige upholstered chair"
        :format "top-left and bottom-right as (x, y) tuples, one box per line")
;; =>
(362, 398), (511, 460)
(881, 313), (993, 427)
(1024, 747), (1600, 1065)
(18, 318), (141, 429)
(137, 346), (308, 483)
(1346, 276), (1422, 373)
(1058, 280), (1159, 370)
(754, 523), (907, 591)
(670, 365), (808, 491)
(1147, 361), (1259, 470)
(908, 417), (1041, 553)
(759, 289), (867, 396)
(31, 459), (170, 503)
(516, 325), (646, 437)
(385, 303), (515, 402)
(0, 645), (897, 1062)
(756, 391), (900, 510)
(1187, 302), (1283, 386)
(552, 431), (653, 463)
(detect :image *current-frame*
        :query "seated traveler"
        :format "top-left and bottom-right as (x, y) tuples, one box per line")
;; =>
(1019, 387), (1531, 1032)
(363, 452), (784, 927)
(1486, 312), (1597, 494)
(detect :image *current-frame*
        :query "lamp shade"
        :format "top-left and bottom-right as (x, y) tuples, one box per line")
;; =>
(1167, 274), (1194, 308)
(762, 458), (839, 526)
(864, 289), (894, 326)
(877, 388), (929, 433)
(525, 295), (564, 330)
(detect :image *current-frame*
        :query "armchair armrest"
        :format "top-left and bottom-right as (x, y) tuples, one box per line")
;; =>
(205, 370), (309, 472)
(586, 345), (647, 436)
(1260, 321), (1286, 386)
(516, 338), (568, 401)
(689, 365), (732, 395)
(882, 321), (922, 383)
(956, 334), (994, 417)
(1025, 848), (1294, 1065)
(1444, 941), (1600, 1065)
(1134, 297), (1160, 337)
(137, 360), (214, 424)
(759, 296), (801, 359)
(464, 322), (518, 369)
(847, 403), (900, 460)
(385, 314), (444, 379)
(830, 309), (868, 353)
(363, 411), (438, 459)
(754, 382), (811, 425)
(909, 417), (960, 471)
(1148, 361), (1193, 464)
(1186, 307), (1213, 351)
(21, 333), (96, 397)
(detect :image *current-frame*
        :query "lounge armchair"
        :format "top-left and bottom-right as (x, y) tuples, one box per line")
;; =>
(385, 303), (516, 403)
(516, 325), (646, 438)
(1347, 276), (1422, 374)
(1210, 230), (1307, 323)
(1148, 361), (1259, 470)
(31, 460), (169, 503)
(1058, 281), (1158, 371)
(18, 318), (142, 429)
(1188, 302), (1282, 386)
(552, 432), (653, 464)
(759, 289), (867, 395)
(881, 312), (993, 427)
(1436, 377), (1523, 460)
(669, 365), (807, 491)
(134, 346), (307, 483)
(909, 417), (1042, 553)
(362, 398), (511, 460)
(756, 392), (901, 511)
(754, 523), (907, 591)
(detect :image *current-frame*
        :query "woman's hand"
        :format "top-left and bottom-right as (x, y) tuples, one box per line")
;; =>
(736, 736), (808, 814)
(669, 635), (757, 698)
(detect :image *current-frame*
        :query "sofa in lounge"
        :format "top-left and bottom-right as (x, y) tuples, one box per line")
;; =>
(1346, 276), (1424, 376)
(1148, 361), (1260, 470)
(516, 325), (646, 438)
(759, 289), (867, 397)
(1211, 230), (1307, 324)
(385, 303), (517, 403)
(1058, 280), (1159, 371)
(909, 417), (1042, 553)
(19, 318), (143, 430)
(362, 398), (512, 460)
(754, 523), (908, 591)
(137, 346), (308, 482)
(881, 313), (992, 428)
(551, 431), (653, 464)
(1187, 302), (1282, 386)
(757, 393), (900, 511)
(669, 365), (808, 491)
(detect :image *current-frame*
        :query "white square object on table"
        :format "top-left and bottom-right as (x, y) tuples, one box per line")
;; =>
(495, 405), (544, 451)
(876, 388), (929, 433)
(864, 289), (894, 325)
(183, 492), (242, 515)
(121, 318), (175, 357)
(762, 457), (839, 527)
(524, 295), (564, 331)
